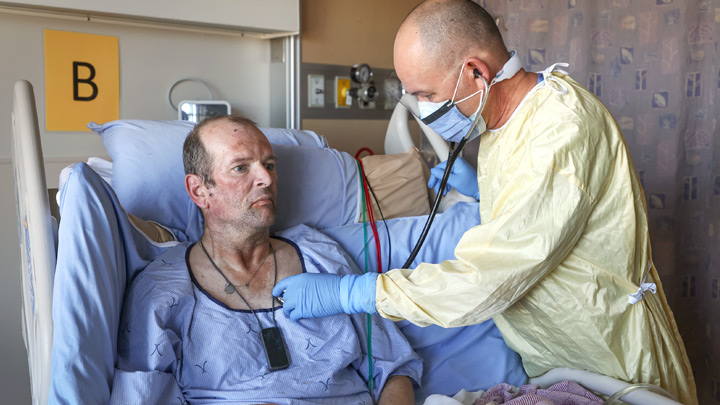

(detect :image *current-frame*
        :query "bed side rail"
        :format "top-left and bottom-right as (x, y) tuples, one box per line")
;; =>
(12, 79), (55, 405)
(529, 367), (681, 405)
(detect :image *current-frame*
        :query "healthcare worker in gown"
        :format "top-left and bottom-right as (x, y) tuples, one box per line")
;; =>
(274, 0), (697, 403)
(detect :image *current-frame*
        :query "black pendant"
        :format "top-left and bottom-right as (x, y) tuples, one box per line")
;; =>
(261, 327), (290, 371)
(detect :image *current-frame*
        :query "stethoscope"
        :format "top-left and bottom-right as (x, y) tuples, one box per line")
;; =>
(401, 77), (490, 269)
(399, 56), (562, 268)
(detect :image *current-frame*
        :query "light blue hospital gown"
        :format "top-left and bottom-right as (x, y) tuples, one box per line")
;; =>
(111, 225), (422, 404)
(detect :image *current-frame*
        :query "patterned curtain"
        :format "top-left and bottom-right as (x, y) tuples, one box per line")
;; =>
(469, 0), (717, 402)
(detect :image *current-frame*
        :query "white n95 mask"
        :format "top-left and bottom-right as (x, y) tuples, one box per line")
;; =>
(418, 50), (522, 143)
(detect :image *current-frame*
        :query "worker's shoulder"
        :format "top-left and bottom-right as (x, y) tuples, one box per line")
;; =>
(530, 74), (613, 126)
(521, 74), (624, 150)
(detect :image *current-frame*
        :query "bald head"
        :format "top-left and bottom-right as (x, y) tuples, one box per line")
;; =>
(396, 0), (507, 74)
(183, 115), (264, 186)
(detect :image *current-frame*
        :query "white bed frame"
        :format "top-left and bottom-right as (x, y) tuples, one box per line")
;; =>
(11, 80), (682, 405)
(12, 80), (55, 405)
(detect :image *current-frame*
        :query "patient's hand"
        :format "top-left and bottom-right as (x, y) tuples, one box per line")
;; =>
(377, 375), (414, 405)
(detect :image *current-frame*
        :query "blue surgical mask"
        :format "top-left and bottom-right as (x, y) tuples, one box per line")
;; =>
(418, 50), (522, 143)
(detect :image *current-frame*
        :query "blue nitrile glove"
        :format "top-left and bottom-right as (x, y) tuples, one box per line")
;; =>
(427, 158), (479, 200)
(273, 273), (378, 322)
(339, 273), (378, 315)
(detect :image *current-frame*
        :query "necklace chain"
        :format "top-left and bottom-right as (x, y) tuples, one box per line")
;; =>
(198, 239), (291, 372)
(228, 247), (271, 290)
(199, 239), (278, 327)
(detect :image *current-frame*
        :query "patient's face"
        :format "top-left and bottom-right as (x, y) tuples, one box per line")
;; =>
(201, 120), (278, 231)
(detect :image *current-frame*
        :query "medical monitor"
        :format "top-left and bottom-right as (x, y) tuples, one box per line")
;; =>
(178, 100), (231, 123)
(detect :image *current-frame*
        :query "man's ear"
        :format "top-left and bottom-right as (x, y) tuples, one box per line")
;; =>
(186, 174), (209, 209)
(465, 57), (491, 89)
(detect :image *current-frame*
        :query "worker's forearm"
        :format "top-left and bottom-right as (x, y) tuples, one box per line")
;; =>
(377, 375), (414, 405)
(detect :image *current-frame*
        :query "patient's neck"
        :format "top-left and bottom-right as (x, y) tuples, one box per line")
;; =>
(203, 226), (271, 271)
(190, 227), (301, 310)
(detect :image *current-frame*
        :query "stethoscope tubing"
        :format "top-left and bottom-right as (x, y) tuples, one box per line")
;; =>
(401, 78), (488, 269)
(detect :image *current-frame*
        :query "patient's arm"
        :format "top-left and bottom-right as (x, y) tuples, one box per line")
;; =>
(377, 375), (413, 404)
(112, 246), (187, 403)
(348, 309), (420, 402)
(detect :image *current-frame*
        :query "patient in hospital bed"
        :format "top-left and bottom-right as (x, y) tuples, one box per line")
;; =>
(49, 116), (525, 404)
(110, 116), (421, 404)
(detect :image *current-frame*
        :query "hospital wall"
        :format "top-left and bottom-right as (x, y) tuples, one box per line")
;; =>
(0, 11), (282, 403)
(300, 0), (423, 156)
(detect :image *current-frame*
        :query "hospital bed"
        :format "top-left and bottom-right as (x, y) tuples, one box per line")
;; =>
(11, 79), (682, 404)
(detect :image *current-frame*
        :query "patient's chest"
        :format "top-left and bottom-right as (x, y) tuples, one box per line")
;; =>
(176, 274), (371, 402)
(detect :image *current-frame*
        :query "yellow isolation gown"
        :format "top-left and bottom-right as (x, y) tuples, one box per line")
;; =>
(375, 72), (697, 404)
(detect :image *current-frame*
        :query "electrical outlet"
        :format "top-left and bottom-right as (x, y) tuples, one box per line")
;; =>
(308, 74), (325, 108)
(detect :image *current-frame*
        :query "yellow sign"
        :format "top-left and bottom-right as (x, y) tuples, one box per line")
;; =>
(44, 30), (119, 131)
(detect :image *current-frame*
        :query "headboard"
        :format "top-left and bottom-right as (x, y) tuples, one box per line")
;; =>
(12, 80), (55, 405)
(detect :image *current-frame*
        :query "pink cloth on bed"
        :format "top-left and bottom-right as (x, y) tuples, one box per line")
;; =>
(474, 381), (603, 405)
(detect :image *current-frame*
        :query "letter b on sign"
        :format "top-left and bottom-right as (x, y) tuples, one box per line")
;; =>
(44, 30), (119, 131)
(73, 62), (98, 101)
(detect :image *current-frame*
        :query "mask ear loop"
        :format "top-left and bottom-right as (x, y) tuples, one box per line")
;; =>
(463, 75), (489, 142)
(453, 63), (484, 105)
(449, 62), (466, 102)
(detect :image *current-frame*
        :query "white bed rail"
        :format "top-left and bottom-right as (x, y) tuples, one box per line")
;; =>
(529, 367), (681, 405)
(12, 80), (55, 405)
(384, 93), (450, 159)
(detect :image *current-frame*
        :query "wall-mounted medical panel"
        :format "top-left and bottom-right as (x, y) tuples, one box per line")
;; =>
(0, 0), (299, 36)
(301, 63), (401, 120)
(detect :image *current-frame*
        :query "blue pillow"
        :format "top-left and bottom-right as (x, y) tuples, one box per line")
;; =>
(90, 120), (355, 241)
